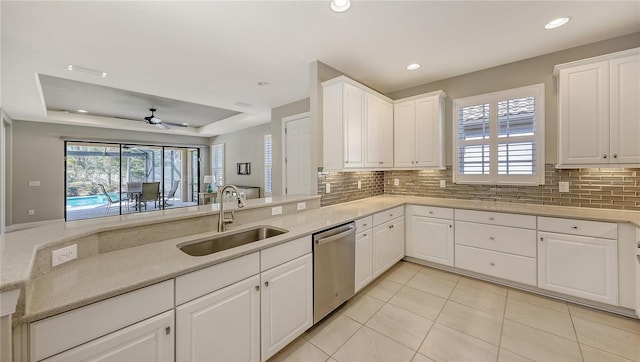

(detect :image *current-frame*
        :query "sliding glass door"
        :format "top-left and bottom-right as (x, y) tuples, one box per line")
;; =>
(65, 141), (200, 221)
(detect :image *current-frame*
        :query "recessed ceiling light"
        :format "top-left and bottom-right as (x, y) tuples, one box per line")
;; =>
(406, 63), (421, 70)
(77, 109), (88, 113)
(257, 81), (270, 86)
(331, 0), (351, 13)
(545, 17), (571, 30)
(67, 64), (107, 78)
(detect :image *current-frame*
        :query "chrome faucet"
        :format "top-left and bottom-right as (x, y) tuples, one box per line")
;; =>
(217, 184), (246, 232)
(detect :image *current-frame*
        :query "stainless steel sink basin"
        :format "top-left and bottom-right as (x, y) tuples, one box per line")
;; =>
(178, 226), (288, 256)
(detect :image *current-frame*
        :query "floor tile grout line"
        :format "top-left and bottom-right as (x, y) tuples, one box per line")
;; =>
(496, 288), (510, 362)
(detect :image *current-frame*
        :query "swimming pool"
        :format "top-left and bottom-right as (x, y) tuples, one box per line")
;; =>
(66, 193), (120, 208)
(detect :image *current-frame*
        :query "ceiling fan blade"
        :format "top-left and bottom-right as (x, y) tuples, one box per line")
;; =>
(164, 122), (189, 128)
(155, 123), (170, 130)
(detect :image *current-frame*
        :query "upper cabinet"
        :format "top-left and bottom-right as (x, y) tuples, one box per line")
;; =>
(322, 76), (394, 171)
(394, 91), (446, 168)
(555, 48), (640, 167)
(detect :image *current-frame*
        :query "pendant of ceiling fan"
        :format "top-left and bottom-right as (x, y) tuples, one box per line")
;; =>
(144, 108), (170, 129)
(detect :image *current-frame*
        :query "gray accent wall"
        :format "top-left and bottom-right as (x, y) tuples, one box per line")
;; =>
(10, 120), (209, 225)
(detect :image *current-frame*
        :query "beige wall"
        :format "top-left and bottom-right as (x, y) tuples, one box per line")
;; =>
(211, 123), (271, 194)
(385, 32), (640, 165)
(270, 98), (311, 196)
(10, 120), (209, 225)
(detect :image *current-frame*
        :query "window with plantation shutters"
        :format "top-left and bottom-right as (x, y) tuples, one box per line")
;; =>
(453, 84), (545, 185)
(211, 143), (224, 187)
(264, 134), (272, 194)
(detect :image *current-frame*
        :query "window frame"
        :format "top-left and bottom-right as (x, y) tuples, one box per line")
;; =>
(264, 134), (273, 195)
(211, 143), (224, 188)
(452, 84), (545, 186)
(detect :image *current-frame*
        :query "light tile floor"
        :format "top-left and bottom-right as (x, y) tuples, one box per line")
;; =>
(268, 261), (640, 362)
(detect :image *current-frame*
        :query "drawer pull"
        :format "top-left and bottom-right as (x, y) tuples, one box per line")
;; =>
(449, 224), (452, 228)
(489, 262), (495, 267)
(390, 214), (394, 217)
(165, 326), (171, 335)
(389, 225), (394, 229)
(489, 236), (495, 241)
(603, 154), (608, 159)
(265, 281), (269, 287)
(255, 285), (260, 292)
(363, 223), (367, 227)
(363, 233), (368, 237)
(613, 154), (618, 159)
(429, 211), (434, 214)
(540, 237), (544, 241)
(571, 226), (578, 229)
(489, 217), (495, 221)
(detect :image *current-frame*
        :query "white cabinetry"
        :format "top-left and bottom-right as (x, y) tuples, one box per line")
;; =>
(260, 253), (313, 361)
(393, 91), (446, 168)
(538, 217), (618, 305)
(322, 75), (393, 170)
(406, 205), (454, 266)
(454, 210), (537, 286)
(556, 48), (640, 167)
(372, 207), (405, 278)
(355, 216), (373, 293)
(365, 93), (394, 168)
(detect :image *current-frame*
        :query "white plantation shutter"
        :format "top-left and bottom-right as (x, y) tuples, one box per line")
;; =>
(211, 143), (224, 187)
(264, 134), (272, 194)
(453, 85), (545, 185)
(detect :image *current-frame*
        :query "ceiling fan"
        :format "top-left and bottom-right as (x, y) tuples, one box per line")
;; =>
(143, 108), (188, 130)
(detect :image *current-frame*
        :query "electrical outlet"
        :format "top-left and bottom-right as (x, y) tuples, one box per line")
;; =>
(28, 209), (35, 216)
(357, 180), (361, 189)
(394, 178), (400, 186)
(271, 206), (283, 216)
(28, 180), (41, 187)
(52, 244), (77, 267)
(297, 202), (306, 211)
(326, 183), (331, 193)
(559, 181), (570, 193)
(440, 180), (446, 188)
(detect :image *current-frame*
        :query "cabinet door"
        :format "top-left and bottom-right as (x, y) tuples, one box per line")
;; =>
(261, 254), (313, 361)
(176, 275), (260, 362)
(538, 232), (618, 305)
(393, 101), (416, 167)
(558, 61), (610, 165)
(415, 96), (443, 167)
(408, 216), (453, 266)
(365, 95), (393, 168)
(372, 222), (393, 278)
(390, 217), (405, 264)
(610, 54), (640, 164)
(43, 311), (174, 362)
(344, 83), (365, 168)
(355, 230), (373, 293)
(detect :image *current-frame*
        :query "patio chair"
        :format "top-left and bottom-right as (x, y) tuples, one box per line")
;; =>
(164, 181), (180, 206)
(98, 183), (121, 214)
(126, 181), (142, 209)
(137, 182), (161, 211)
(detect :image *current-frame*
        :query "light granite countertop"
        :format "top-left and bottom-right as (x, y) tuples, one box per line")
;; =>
(4, 195), (640, 324)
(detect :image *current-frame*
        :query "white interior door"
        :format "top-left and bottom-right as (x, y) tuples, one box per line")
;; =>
(284, 115), (311, 195)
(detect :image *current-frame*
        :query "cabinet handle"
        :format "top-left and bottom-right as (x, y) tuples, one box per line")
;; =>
(265, 281), (269, 287)
(540, 237), (544, 241)
(255, 285), (260, 292)
(389, 213), (394, 217)
(165, 326), (171, 335)
(488, 217), (494, 221)
(389, 225), (394, 229)
(489, 262), (495, 267)
(489, 236), (495, 241)
(571, 226), (578, 229)
(363, 233), (368, 237)
(429, 211), (433, 214)
(363, 223), (367, 227)
(613, 154), (618, 159)
(603, 154), (608, 159)
(379, 162), (383, 165)
(449, 224), (452, 228)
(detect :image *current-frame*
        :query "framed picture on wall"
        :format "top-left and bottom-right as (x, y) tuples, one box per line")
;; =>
(237, 162), (251, 175)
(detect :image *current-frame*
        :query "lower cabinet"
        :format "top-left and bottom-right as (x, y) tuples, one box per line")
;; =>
(176, 253), (312, 362)
(43, 311), (174, 362)
(354, 228), (373, 293)
(406, 206), (454, 266)
(538, 232), (618, 305)
(176, 275), (261, 362)
(372, 217), (404, 278)
(260, 253), (313, 361)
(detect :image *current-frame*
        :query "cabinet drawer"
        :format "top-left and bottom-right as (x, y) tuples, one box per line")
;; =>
(409, 205), (454, 220)
(455, 245), (537, 286)
(455, 221), (536, 257)
(261, 235), (312, 272)
(176, 252), (259, 305)
(355, 216), (373, 231)
(455, 209), (536, 229)
(538, 217), (617, 239)
(31, 280), (174, 362)
(373, 206), (404, 226)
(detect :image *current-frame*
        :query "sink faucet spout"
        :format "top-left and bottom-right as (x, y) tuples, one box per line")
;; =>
(217, 184), (246, 232)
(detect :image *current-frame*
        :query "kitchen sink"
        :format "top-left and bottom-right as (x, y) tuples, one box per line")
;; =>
(178, 226), (288, 256)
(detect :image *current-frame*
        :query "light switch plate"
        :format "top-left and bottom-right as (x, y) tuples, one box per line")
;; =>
(52, 244), (77, 267)
(357, 180), (361, 189)
(394, 178), (400, 186)
(440, 180), (446, 188)
(326, 183), (331, 193)
(559, 181), (570, 193)
(297, 202), (306, 211)
(271, 206), (283, 216)
(29, 180), (40, 187)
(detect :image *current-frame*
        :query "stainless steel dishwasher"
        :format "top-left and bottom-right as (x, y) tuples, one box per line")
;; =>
(313, 222), (356, 324)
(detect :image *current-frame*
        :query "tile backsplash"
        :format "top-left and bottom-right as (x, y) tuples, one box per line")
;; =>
(318, 165), (640, 211)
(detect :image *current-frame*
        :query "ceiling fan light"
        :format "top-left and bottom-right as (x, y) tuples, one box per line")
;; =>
(331, 0), (351, 13)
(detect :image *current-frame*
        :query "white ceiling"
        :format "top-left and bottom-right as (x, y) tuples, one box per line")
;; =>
(2, 1), (639, 137)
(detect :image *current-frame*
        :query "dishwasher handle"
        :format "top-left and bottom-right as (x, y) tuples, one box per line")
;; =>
(314, 225), (355, 245)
